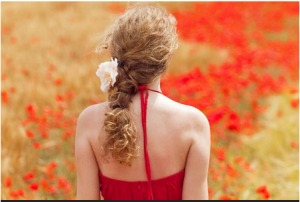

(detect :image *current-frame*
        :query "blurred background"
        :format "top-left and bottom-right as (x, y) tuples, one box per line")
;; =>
(1, 1), (299, 200)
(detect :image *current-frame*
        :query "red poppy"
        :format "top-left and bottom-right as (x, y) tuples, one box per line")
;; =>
(46, 162), (58, 173)
(291, 98), (299, 108)
(66, 91), (74, 99)
(234, 156), (243, 164)
(256, 185), (271, 199)
(1, 73), (6, 80)
(263, 190), (271, 199)
(33, 142), (41, 149)
(26, 130), (34, 138)
(21, 69), (29, 76)
(40, 178), (49, 189)
(46, 185), (58, 194)
(219, 195), (232, 200)
(291, 141), (299, 148)
(290, 89), (298, 94)
(9, 190), (19, 198)
(23, 172), (35, 181)
(5, 176), (12, 188)
(1, 91), (9, 103)
(1, 25), (11, 35)
(9, 189), (24, 198)
(226, 163), (240, 178)
(29, 183), (39, 191)
(256, 185), (267, 194)
(68, 163), (76, 171)
(55, 95), (64, 102)
(17, 189), (25, 197)
(108, 2), (126, 13)
(57, 177), (69, 189)
(54, 78), (62, 85)
(216, 148), (226, 162)
(26, 104), (38, 118)
(10, 36), (18, 44)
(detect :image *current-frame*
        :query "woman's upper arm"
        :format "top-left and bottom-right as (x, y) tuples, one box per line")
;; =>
(75, 106), (100, 200)
(182, 108), (211, 200)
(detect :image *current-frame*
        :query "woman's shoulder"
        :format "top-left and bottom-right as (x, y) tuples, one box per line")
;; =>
(76, 102), (109, 136)
(164, 97), (208, 125)
(77, 102), (108, 120)
(164, 98), (210, 137)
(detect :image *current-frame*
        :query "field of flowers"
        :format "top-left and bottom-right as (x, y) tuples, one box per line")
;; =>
(1, 2), (299, 200)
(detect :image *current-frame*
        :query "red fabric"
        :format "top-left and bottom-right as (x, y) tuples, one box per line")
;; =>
(99, 85), (185, 200)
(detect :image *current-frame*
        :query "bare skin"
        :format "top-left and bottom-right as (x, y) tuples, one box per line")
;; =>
(75, 77), (211, 200)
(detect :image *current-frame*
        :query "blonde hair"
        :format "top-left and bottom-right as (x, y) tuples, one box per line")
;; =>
(96, 3), (178, 166)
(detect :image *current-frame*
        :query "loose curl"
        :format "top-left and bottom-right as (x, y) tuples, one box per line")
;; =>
(96, 2), (178, 166)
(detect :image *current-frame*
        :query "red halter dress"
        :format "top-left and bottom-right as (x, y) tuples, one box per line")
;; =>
(99, 85), (185, 200)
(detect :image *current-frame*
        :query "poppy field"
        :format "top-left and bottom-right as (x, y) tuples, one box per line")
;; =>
(1, 2), (299, 200)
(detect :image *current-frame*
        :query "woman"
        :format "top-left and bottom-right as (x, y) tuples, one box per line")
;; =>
(75, 3), (210, 200)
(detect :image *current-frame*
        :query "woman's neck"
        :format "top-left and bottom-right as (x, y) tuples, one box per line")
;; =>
(144, 78), (161, 93)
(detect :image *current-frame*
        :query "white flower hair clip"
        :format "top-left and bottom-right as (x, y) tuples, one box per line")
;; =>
(96, 57), (119, 93)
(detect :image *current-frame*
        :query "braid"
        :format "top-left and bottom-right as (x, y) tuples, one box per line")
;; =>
(103, 65), (140, 166)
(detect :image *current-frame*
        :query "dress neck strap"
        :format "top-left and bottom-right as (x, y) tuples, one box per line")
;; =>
(138, 85), (162, 200)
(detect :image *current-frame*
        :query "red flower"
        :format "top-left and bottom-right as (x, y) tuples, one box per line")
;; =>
(40, 178), (49, 190)
(1, 91), (9, 103)
(207, 106), (229, 125)
(58, 101), (68, 109)
(54, 78), (62, 85)
(234, 156), (244, 163)
(10, 36), (18, 44)
(33, 142), (41, 149)
(291, 141), (299, 148)
(242, 162), (253, 172)
(291, 98), (299, 108)
(66, 91), (74, 99)
(5, 176), (12, 188)
(9, 190), (19, 198)
(263, 190), (271, 199)
(23, 172), (35, 181)
(216, 148), (226, 161)
(229, 112), (239, 121)
(46, 185), (58, 194)
(226, 163), (240, 178)
(108, 2), (126, 13)
(257, 185), (271, 199)
(1, 25), (11, 35)
(26, 130), (34, 138)
(257, 185), (267, 194)
(219, 195), (232, 200)
(227, 124), (239, 131)
(290, 89), (298, 94)
(68, 163), (76, 171)
(17, 189), (25, 197)
(48, 64), (56, 71)
(1, 74), (6, 80)
(29, 183), (39, 191)
(55, 95), (64, 102)
(57, 177), (69, 188)
(26, 104), (37, 112)
(9, 189), (24, 198)
(26, 104), (38, 120)
(46, 162), (58, 173)
(21, 69), (29, 76)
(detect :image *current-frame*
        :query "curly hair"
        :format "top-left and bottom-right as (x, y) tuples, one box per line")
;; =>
(95, 2), (178, 166)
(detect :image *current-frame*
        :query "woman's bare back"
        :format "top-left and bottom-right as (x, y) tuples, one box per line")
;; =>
(87, 90), (203, 181)
(76, 87), (210, 199)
